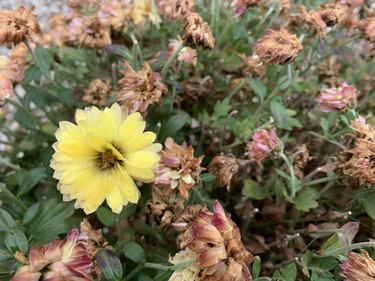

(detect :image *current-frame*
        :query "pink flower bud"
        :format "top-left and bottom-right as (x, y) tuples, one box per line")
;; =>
(316, 82), (357, 112)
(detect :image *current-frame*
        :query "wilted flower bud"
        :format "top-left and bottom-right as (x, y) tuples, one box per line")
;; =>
(340, 250), (375, 280)
(175, 200), (253, 281)
(288, 5), (327, 37)
(0, 6), (42, 46)
(74, 16), (111, 48)
(316, 82), (357, 112)
(359, 17), (375, 43)
(154, 138), (204, 199)
(116, 62), (167, 114)
(231, 0), (261, 17)
(254, 28), (303, 65)
(11, 229), (93, 281)
(82, 79), (110, 107)
(0, 55), (23, 105)
(182, 12), (215, 49)
(246, 127), (281, 162)
(208, 154), (239, 190)
(350, 116), (375, 140)
(157, 0), (195, 21)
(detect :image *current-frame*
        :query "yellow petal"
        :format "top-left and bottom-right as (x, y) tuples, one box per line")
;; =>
(125, 164), (155, 182)
(115, 165), (140, 203)
(87, 134), (106, 152)
(118, 113), (145, 147)
(126, 132), (157, 152)
(125, 151), (160, 169)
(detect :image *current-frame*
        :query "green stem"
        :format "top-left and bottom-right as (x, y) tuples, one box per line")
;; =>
(303, 176), (337, 187)
(254, 85), (280, 117)
(121, 264), (143, 281)
(228, 79), (246, 100)
(0, 158), (20, 170)
(279, 152), (297, 198)
(314, 241), (375, 257)
(161, 44), (184, 81)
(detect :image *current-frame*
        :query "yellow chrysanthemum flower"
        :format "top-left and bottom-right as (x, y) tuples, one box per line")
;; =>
(50, 103), (161, 214)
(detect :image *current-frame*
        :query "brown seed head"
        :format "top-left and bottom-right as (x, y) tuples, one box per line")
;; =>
(288, 5), (327, 37)
(0, 6), (42, 46)
(315, 3), (346, 27)
(116, 62), (167, 114)
(182, 12), (215, 49)
(254, 27), (303, 65)
(75, 16), (111, 48)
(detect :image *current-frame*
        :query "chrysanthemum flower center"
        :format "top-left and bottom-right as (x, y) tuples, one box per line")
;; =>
(97, 150), (120, 170)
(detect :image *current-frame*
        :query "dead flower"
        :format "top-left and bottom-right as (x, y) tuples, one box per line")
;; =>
(169, 38), (197, 66)
(208, 153), (239, 190)
(315, 3), (346, 27)
(182, 12), (215, 49)
(231, 0), (261, 17)
(116, 62), (167, 114)
(246, 127), (281, 163)
(316, 82), (357, 112)
(0, 6), (42, 46)
(288, 5), (327, 37)
(154, 137), (204, 199)
(253, 27), (303, 65)
(182, 76), (214, 100)
(240, 54), (266, 78)
(340, 250), (375, 281)
(82, 79), (110, 107)
(157, 0), (195, 21)
(175, 200), (253, 281)
(75, 16), (111, 48)
(359, 16), (375, 43)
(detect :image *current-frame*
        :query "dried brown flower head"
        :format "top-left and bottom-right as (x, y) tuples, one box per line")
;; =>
(318, 58), (341, 87)
(157, 0), (195, 20)
(175, 200), (253, 281)
(74, 16), (111, 48)
(182, 12), (215, 49)
(254, 27), (303, 65)
(208, 154), (239, 190)
(315, 3), (346, 27)
(11, 42), (32, 66)
(99, 0), (133, 32)
(117, 62), (167, 114)
(82, 79), (110, 107)
(0, 6), (41, 46)
(240, 53), (266, 78)
(154, 137), (204, 199)
(288, 5), (327, 37)
(316, 82), (357, 112)
(169, 38), (197, 66)
(350, 116), (375, 140)
(340, 250), (375, 280)
(80, 219), (111, 278)
(359, 17), (375, 43)
(342, 138), (375, 186)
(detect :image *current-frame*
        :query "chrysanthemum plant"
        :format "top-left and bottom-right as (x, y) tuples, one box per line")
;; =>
(1, 0), (375, 280)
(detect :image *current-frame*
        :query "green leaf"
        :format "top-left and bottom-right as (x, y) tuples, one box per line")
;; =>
(34, 47), (53, 74)
(322, 222), (359, 254)
(270, 99), (302, 131)
(4, 229), (28, 253)
(252, 256), (261, 278)
(248, 78), (267, 103)
(0, 209), (17, 232)
(200, 173), (216, 182)
(97, 206), (117, 227)
(96, 249), (123, 280)
(16, 167), (46, 196)
(293, 188), (319, 212)
(123, 241), (146, 264)
(361, 193), (375, 220)
(22, 203), (40, 225)
(319, 118), (329, 135)
(25, 199), (75, 244)
(159, 113), (190, 140)
(214, 98), (231, 118)
(281, 262), (297, 281)
(153, 269), (172, 281)
(242, 179), (268, 200)
(0, 248), (13, 262)
(119, 204), (137, 220)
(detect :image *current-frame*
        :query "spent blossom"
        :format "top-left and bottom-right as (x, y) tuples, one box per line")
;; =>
(254, 28), (303, 65)
(246, 127), (281, 162)
(154, 137), (204, 199)
(182, 12), (215, 49)
(231, 0), (261, 17)
(157, 0), (195, 21)
(0, 55), (23, 104)
(173, 200), (253, 281)
(11, 228), (93, 281)
(169, 38), (197, 66)
(340, 250), (375, 280)
(208, 153), (239, 190)
(116, 62), (167, 114)
(0, 6), (41, 46)
(316, 82), (357, 112)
